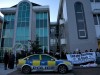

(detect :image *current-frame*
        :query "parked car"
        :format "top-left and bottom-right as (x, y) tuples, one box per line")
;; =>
(17, 54), (73, 74)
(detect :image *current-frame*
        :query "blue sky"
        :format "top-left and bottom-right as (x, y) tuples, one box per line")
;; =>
(0, 0), (60, 22)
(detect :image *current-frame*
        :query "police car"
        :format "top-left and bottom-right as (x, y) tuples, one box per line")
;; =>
(17, 54), (73, 74)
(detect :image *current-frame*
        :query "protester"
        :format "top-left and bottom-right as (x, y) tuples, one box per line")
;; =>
(4, 51), (9, 70)
(99, 48), (100, 51)
(73, 51), (76, 54)
(78, 50), (81, 54)
(8, 52), (15, 69)
(55, 52), (60, 59)
(16, 52), (21, 67)
(61, 51), (64, 59)
(96, 48), (99, 52)
(85, 50), (88, 52)
(90, 49), (93, 52)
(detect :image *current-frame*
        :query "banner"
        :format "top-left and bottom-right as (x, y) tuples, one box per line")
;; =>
(96, 52), (100, 57)
(66, 52), (96, 64)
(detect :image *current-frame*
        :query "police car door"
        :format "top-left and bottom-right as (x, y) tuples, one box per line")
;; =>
(27, 55), (40, 71)
(41, 55), (56, 71)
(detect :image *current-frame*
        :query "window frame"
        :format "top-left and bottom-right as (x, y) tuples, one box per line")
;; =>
(24, 54), (40, 61)
(90, 0), (100, 2)
(74, 2), (88, 39)
(41, 54), (56, 61)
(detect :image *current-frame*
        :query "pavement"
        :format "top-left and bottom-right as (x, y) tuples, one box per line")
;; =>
(73, 67), (100, 75)
(8, 71), (74, 75)
(0, 63), (100, 75)
(0, 63), (16, 75)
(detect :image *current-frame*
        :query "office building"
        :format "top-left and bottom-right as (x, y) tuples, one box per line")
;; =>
(50, 22), (57, 52)
(0, 16), (3, 61)
(57, 0), (100, 53)
(0, 0), (50, 53)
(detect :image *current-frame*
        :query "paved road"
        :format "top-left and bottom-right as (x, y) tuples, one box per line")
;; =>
(73, 67), (100, 75)
(7, 67), (100, 75)
(8, 71), (74, 75)
(1, 63), (100, 75)
(0, 63), (74, 75)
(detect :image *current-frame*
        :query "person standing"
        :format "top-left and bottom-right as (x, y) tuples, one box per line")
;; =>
(16, 52), (21, 67)
(90, 49), (93, 52)
(3, 51), (9, 70)
(8, 52), (15, 69)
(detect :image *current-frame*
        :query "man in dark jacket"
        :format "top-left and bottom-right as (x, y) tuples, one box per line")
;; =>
(16, 52), (21, 67)
(4, 52), (9, 70)
(8, 52), (15, 69)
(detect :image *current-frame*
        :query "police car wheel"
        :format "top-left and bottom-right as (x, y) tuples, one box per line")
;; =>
(58, 65), (68, 74)
(22, 66), (31, 74)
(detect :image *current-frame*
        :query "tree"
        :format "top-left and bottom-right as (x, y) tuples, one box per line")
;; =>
(29, 37), (42, 54)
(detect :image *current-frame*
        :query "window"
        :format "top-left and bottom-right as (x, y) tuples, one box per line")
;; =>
(2, 14), (15, 47)
(39, 37), (48, 46)
(50, 39), (56, 45)
(75, 2), (88, 39)
(28, 55), (39, 61)
(3, 14), (15, 29)
(44, 19), (47, 27)
(93, 14), (100, 25)
(90, 0), (94, 2)
(98, 14), (100, 24)
(44, 28), (48, 37)
(44, 13), (47, 19)
(90, 0), (100, 2)
(77, 22), (85, 30)
(50, 28), (55, 33)
(76, 13), (84, 20)
(95, 0), (100, 2)
(41, 55), (55, 61)
(36, 20), (39, 28)
(79, 30), (86, 37)
(0, 29), (1, 38)
(3, 38), (13, 47)
(16, 1), (30, 46)
(43, 37), (48, 46)
(36, 12), (48, 28)
(36, 12), (48, 51)
(93, 14), (98, 25)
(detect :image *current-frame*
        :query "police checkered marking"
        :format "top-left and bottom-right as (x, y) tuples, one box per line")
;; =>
(40, 61), (47, 66)
(18, 59), (26, 65)
(64, 61), (71, 65)
(26, 60), (32, 65)
(32, 60), (40, 66)
(48, 61), (56, 66)
(56, 60), (63, 65)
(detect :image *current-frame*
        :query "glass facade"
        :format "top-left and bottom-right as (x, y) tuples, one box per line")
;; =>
(1, 14), (15, 48)
(15, 2), (30, 49)
(0, 19), (3, 39)
(75, 2), (88, 39)
(36, 12), (48, 51)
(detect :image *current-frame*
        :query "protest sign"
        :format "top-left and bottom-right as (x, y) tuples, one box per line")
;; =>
(67, 52), (96, 64)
